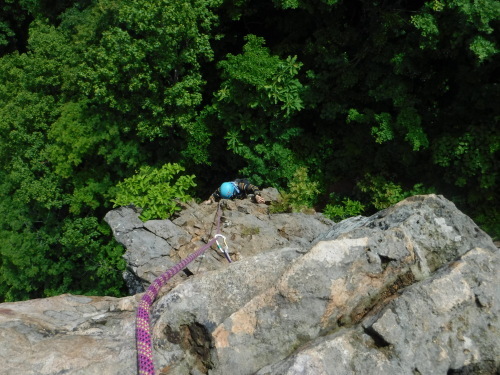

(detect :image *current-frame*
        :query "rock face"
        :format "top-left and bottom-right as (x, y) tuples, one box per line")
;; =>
(104, 188), (332, 294)
(1, 194), (499, 375)
(0, 294), (140, 375)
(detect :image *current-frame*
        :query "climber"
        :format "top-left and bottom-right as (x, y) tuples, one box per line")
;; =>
(203, 178), (265, 204)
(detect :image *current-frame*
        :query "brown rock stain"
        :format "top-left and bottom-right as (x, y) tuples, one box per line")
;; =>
(321, 274), (386, 328)
(230, 311), (256, 335)
(321, 278), (349, 327)
(212, 325), (229, 348)
(158, 364), (173, 374)
(230, 289), (276, 335)
(277, 280), (301, 303)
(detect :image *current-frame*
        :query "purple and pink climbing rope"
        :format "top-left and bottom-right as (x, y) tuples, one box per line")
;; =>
(136, 204), (225, 375)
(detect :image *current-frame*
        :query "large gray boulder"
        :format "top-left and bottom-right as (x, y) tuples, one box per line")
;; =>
(257, 245), (499, 375)
(0, 194), (498, 375)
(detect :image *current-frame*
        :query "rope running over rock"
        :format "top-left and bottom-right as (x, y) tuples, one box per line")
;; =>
(136, 203), (225, 375)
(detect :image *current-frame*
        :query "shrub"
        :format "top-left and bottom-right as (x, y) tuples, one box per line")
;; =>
(270, 167), (320, 213)
(323, 197), (365, 222)
(357, 174), (434, 210)
(111, 163), (196, 221)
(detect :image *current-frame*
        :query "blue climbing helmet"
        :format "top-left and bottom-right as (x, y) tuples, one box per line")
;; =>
(220, 182), (236, 199)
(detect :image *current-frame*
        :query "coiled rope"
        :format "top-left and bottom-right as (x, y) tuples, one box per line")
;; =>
(136, 203), (230, 375)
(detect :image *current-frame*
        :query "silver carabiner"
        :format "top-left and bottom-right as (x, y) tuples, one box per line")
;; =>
(214, 234), (232, 263)
(214, 234), (228, 253)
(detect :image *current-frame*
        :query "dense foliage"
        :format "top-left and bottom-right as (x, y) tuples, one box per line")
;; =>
(112, 163), (196, 221)
(0, 0), (498, 301)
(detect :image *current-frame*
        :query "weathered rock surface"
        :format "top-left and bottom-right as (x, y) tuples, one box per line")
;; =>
(0, 294), (140, 375)
(0, 194), (499, 375)
(104, 188), (332, 294)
